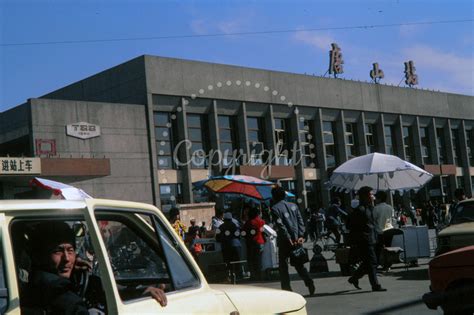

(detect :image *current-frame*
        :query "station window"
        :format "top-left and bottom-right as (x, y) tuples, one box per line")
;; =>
(323, 121), (337, 168)
(159, 184), (183, 212)
(345, 123), (358, 159)
(274, 118), (291, 165)
(218, 115), (239, 167)
(299, 119), (317, 168)
(154, 112), (177, 169)
(365, 123), (377, 153)
(187, 114), (210, 169)
(247, 117), (265, 165)
(436, 128), (446, 164)
(420, 127), (431, 165)
(451, 129), (462, 166)
(403, 126), (414, 162)
(384, 125), (395, 156)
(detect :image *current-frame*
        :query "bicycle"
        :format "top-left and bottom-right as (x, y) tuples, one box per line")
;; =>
(313, 231), (339, 260)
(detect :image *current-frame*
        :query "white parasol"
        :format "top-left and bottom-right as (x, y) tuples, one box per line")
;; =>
(30, 177), (92, 200)
(327, 153), (433, 193)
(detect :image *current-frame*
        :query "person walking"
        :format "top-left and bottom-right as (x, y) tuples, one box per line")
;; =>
(271, 186), (315, 295)
(242, 206), (266, 280)
(216, 212), (242, 278)
(347, 186), (387, 292)
(373, 191), (395, 263)
(169, 208), (186, 241)
(325, 197), (345, 243)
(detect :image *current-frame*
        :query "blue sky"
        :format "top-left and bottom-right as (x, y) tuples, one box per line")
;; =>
(1, 0), (472, 112)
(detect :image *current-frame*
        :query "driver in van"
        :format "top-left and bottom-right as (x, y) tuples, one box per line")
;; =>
(21, 221), (167, 314)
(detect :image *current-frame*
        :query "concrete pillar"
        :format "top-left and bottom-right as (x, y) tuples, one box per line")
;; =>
(428, 118), (440, 164)
(177, 97), (193, 203)
(334, 110), (352, 207)
(395, 115), (406, 160)
(264, 105), (277, 161)
(412, 117), (424, 166)
(208, 100), (221, 175)
(335, 110), (348, 163)
(444, 120), (455, 165)
(237, 102), (250, 163)
(376, 113), (387, 154)
(413, 117), (429, 202)
(145, 93), (160, 206)
(459, 121), (473, 197)
(290, 108), (307, 210)
(314, 108), (330, 207)
(357, 113), (368, 156)
(444, 120), (456, 200)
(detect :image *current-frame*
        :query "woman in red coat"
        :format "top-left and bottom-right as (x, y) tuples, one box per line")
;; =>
(243, 205), (266, 280)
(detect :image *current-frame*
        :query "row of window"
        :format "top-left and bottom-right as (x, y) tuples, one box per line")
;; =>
(154, 111), (474, 170)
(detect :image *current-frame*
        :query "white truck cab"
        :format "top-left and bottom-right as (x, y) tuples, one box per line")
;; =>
(0, 199), (307, 314)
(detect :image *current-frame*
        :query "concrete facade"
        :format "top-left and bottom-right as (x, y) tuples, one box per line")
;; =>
(1, 55), (474, 211)
(1, 98), (153, 203)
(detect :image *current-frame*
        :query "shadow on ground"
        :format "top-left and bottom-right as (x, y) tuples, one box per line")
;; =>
(388, 268), (430, 281)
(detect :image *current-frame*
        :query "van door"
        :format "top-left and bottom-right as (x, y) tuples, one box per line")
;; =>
(0, 213), (20, 315)
(84, 199), (238, 314)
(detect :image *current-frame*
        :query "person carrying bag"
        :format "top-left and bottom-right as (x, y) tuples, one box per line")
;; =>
(271, 186), (315, 295)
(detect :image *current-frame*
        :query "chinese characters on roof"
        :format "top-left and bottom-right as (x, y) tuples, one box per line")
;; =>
(370, 63), (384, 83)
(328, 43), (344, 78)
(404, 60), (419, 87)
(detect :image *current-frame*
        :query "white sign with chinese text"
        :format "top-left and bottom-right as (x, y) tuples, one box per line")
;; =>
(0, 157), (41, 175)
(66, 122), (101, 140)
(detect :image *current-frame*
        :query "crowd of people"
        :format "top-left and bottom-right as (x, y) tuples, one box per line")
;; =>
(166, 186), (469, 297)
(20, 186), (468, 314)
(305, 189), (466, 244)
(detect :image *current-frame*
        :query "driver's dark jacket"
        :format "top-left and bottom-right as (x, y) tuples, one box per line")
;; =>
(21, 270), (88, 315)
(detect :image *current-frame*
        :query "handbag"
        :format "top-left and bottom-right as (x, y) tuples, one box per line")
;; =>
(289, 245), (309, 266)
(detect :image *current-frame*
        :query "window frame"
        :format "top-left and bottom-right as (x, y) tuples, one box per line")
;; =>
(94, 208), (201, 300)
(247, 117), (266, 165)
(187, 114), (210, 169)
(218, 115), (239, 167)
(154, 112), (177, 170)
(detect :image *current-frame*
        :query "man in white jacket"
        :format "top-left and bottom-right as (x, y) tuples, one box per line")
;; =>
(373, 191), (395, 263)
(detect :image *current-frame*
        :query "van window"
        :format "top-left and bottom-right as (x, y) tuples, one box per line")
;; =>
(10, 219), (107, 314)
(96, 210), (199, 301)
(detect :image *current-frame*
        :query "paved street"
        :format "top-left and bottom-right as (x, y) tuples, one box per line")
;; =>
(243, 230), (441, 315)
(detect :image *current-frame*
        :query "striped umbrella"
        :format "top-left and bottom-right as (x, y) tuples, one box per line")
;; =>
(198, 175), (277, 200)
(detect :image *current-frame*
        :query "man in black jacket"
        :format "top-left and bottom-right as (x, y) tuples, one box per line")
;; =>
(347, 186), (387, 292)
(22, 221), (167, 314)
(271, 186), (315, 295)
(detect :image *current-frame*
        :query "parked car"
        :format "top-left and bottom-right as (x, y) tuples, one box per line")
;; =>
(0, 199), (307, 314)
(436, 199), (474, 256)
(423, 245), (474, 314)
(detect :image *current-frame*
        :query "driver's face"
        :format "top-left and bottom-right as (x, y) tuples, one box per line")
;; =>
(48, 243), (76, 278)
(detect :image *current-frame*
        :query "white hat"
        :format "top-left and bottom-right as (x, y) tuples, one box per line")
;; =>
(223, 212), (233, 220)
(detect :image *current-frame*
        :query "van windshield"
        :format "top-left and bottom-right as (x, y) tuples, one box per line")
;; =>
(451, 202), (474, 225)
